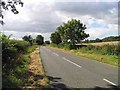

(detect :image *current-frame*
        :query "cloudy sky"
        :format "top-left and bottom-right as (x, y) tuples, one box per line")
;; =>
(0, 0), (119, 41)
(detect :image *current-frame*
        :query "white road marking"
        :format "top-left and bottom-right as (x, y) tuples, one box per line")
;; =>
(103, 78), (117, 86)
(62, 57), (82, 68)
(53, 53), (59, 56)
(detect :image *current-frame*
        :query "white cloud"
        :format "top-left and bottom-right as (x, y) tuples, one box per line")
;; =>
(86, 28), (107, 39)
(86, 23), (118, 40)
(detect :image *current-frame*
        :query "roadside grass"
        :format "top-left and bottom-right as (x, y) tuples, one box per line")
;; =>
(26, 45), (38, 53)
(22, 46), (49, 88)
(74, 52), (119, 67)
(50, 46), (119, 67)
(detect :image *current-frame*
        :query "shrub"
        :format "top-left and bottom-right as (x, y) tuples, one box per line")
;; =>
(10, 39), (30, 52)
(78, 44), (120, 56)
(50, 43), (58, 48)
(63, 43), (74, 50)
(2, 75), (22, 88)
(1, 33), (35, 88)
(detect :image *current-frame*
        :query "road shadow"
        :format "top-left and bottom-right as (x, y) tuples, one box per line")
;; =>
(47, 76), (71, 90)
(47, 76), (120, 90)
(93, 84), (120, 90)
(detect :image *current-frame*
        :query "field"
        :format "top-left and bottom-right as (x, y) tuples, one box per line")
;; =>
(81, 41), (119, 46)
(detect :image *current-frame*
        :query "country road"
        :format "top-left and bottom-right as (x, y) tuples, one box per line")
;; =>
(40, 46), (119, 89)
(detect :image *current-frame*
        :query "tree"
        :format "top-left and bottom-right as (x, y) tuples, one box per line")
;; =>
(102, 36), (120, 42)
(0, 0), (23, 25)
(57, 19), (89, 46)
(44, 40), (50, 45)
(50, 32), (61, 44)
(83, 39), (89, 43)
(95, 38), (102, 42)
(22, 35), (33, 46)
(22, 35), (29, 41)
(32, 39), (36, 44)
(36, 35), (44, 45)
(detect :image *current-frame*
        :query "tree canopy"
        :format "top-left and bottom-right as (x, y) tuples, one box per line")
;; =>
(56, 19), (89, 46)
(22, 35), (33, 46)
(50, 32), (61, 44)
(36, 35), (44, 45)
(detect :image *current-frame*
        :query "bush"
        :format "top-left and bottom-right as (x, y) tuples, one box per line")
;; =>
(10, 39), (30, 52)
(2, 39), (30, 71)
(50, 43), (58, 48)
(63, 43), (74, 50)
(78, 44), (120, 56)
(2, 74), (22, 88)
(1, 33), (36, 88)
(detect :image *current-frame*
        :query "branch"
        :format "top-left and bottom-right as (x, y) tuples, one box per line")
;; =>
(0, 0), (23, 25)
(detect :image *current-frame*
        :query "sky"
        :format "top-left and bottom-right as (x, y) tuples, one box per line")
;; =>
(0, 0), (119, 41)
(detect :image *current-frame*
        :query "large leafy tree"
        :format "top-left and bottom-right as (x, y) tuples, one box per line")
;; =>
(50, 32), (61, 44)
(36, 35), (44, 45)
(0, 0), (23, 25)
(22, 35), (33, 46)
(57, 19), (89, 46)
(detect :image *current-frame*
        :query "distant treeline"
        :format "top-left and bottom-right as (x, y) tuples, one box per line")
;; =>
(83, 36), (120, 43)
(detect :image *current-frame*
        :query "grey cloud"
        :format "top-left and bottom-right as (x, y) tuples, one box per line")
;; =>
(53, 2), (118, 24)
(3, 20), (60, 33)
(2, 2), (62, 33)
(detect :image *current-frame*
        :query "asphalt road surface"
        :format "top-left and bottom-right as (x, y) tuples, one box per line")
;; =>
(40, 46), (119, 89)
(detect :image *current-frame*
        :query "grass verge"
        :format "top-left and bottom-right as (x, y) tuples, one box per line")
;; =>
(22, 46), (49, 89)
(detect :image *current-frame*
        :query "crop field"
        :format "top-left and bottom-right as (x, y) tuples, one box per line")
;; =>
(82, 41), (119, 46)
